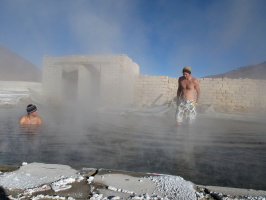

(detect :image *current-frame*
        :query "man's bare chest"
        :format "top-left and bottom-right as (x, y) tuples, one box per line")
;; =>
(180, 80), (194, 90)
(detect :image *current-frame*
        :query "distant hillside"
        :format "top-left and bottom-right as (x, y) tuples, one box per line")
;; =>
(204, 62), (266, 80)
(0, 45), (41, 82)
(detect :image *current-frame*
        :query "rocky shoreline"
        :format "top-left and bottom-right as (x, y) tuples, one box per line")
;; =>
(0, 163), (265, 200)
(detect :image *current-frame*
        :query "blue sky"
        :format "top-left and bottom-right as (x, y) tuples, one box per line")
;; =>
(0, 0), (265, 78)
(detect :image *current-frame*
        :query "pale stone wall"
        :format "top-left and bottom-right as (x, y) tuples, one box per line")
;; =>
(42, 55), (139, 107)
(134, 75), (178, 107)
(199, 78), (266, 112)
(134, 76), (266, 113)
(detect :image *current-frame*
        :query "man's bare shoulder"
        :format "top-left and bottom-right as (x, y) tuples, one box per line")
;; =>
(37, 116), (42, 124)
(178, 76), (185, 81)
(20, 115), (28, 121)
(19, 115), (27, 124)
(191, 76), (199, 82)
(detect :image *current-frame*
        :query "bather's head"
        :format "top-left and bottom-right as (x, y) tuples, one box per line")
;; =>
(27, 104), (38, 115)
(182, 66), (191, 74)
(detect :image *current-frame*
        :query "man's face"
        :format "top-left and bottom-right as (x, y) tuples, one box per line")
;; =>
(30, 110), (38, 117)
(183, 72), (191, 79)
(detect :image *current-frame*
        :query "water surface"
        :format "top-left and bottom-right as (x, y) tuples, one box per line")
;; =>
(0, 107), (266, 190)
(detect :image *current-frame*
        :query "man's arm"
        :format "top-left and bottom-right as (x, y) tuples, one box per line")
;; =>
(177, 78), (182, 98)
(194, 79), (201, 104)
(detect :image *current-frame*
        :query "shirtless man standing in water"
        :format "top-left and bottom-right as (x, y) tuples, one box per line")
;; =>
(176, 66), (201, 125)
(19, 104), (42, 125)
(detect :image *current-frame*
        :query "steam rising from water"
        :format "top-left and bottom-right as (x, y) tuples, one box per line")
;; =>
(1, 106), (266, 190)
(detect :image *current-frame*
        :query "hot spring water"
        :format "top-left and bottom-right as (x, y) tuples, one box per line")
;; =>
(0, 107), (266, 190)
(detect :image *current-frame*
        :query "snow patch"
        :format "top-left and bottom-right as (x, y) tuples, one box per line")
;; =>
(51, 177), (76, 192)
(150, 175), (196, 200)
(0, 163), (79, 190)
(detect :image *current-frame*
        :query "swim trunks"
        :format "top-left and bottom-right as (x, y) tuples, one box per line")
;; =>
(176, 100), (196, 124)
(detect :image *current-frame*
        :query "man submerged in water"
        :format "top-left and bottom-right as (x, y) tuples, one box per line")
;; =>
(19, 104), (42, 125)
(176, 66), (201, 126)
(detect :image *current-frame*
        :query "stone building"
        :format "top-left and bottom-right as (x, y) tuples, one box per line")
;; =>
(42, 54), (139, 108)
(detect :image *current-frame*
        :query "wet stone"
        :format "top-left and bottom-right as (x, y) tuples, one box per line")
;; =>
(0, 165), (19, 172)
